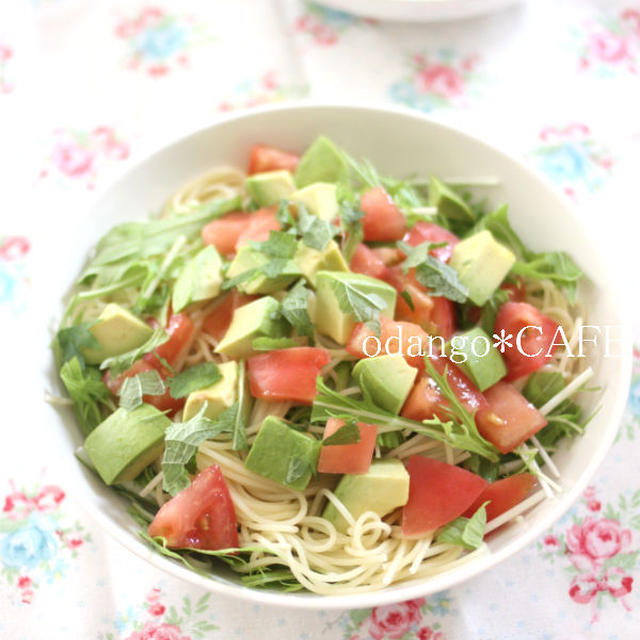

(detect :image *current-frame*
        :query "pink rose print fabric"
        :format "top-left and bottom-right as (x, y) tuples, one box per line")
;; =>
(218, 71), (307, 112)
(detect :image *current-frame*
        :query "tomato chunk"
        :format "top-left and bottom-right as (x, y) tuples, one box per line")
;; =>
(248, 144), (299, 175)
(235, 207), (280, 250)
(202, 291), (258, 341)
(349, 243), (388, 280)
(402, 222), (459, 263)
(148, 464), (238, 550)
(371, 246), (403, 267)
(360, 187), (407, 242)
(481, 382), (547, 454)
(494, 302), (559, 381)
(144, 313), (194, 373)
(463, 474), (538, 521)
(317, 418), (378, 475)
(247, 347), (331, 404)
(402, 456), (488, 536)
(201, 210), (249, 256)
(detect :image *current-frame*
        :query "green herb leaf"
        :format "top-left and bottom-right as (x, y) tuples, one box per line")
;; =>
(162, 405), (236, 495)
(168, 363), (221, 399)
(297, 203), (339, 251)
(522, 371), (566, 408)
(281, 280), (313, 337)
(252, 336), (306, 351)
(231, 360), (249, 451)
(119, 369), (166, 410)
(100, 328), (169, 376)
(463, 454), (500, 482)
(473, 204), (527, 257)
(322, 420), (361, 446)
(56, 323), (99, 371)
(59, 357), (111, 434)
(479, 288), (510, 335)
(339, 201), (364, 263)
(329, 277), (387, 323)
(436, 503), (488, 550)
(221, 268), (260, 291)
(400, 289), (415, 311)
(250, 230), (298, 259)
(397, 240), (447, 273)
(414, 256), (468, 303)
(286, 457), (311, 485)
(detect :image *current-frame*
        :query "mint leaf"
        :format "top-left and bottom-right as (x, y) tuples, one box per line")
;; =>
(59, 357), (111, 434)
(56, 323), (99, 371)
(322, 420), (361, 446)
(414, 256), (468, 303)
(250, 230), (297, 259)
(436, 503), (488, 549)
(162, 404), (236, 495)
(398, 240), (447, 272)
(168, 362), (221, 399)
(339, 201), (364, 263)
(297, 203), (339, 251)
(100, 328), (169, 376)
(286, 457), (311, 485)
(119, 369), (166, 410)
(281, 280), (313, 337)
(329, 278), (387, 323)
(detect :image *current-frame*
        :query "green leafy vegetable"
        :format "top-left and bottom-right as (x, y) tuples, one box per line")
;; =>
(522, 371), (566, 408)
(297, 203), (339, 251)
(252, 336), (307, 351)
(55, 323), (99, 371)
(119, 369), (166, 410)
(329, 277), (387, 323)
(59, 357), (112, 434)
(322, 420), (361, 446)
(414, 256), (468, 303)
(231, 360), (249, 451)
(285, 457), (311, 485)
(168, 362), (221, 399)
(221, 268), (260, 291)
(339, 201), (364, 263)
(479, 288), (510, 334)
(399, 289), (415, 311)
(280, 280), (314, 337)
(250, 230), (298, 259)
(436, 503), (488, 549)
(100, 328), (169, 376)
(463, 454), (501, 482)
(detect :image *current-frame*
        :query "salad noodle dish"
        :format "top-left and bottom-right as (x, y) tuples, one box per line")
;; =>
(52, 136), (593, 594)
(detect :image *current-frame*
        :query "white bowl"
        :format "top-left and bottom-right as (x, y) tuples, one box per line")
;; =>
(40, 103), (632, 610)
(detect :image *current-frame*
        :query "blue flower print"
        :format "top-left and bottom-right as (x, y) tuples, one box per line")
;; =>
(0, 513), (58, 569)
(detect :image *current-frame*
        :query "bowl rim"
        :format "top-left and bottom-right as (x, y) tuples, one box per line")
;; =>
(57, 101), (633, 610)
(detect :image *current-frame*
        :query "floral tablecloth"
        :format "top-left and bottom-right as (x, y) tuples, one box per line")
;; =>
(1, 0), (640, 638)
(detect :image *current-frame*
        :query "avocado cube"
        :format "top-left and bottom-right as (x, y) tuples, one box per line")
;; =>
(172, 246), (223, 313)
(315, 271), (396, 345)
(450, 231), (516, 306)
(84, 404), (170, 485)
(294, 136), (348, 188)
(245, 417), (321, 491)
(245, 170), (295, 207)
(446, 327), (507, 391)
(323, 459), (410, 533)
(226, 245), (301, 295)
(82, 303), (153, 365)
(182, 360), (240, 421)
(216, 296), (288, 359)
(290, 183), (338, 221)
(428, 176), (475, 224)
(353, 355), (417, 415)
(294, 240), (348, 287)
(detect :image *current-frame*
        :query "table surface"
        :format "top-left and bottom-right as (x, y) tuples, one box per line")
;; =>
(1, 1), (640, 638)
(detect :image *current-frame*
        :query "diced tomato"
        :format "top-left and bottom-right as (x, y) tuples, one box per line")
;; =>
(501, 278), (527, 303)
(360, 187), (407, 242)
(349, 243), (388, 280)
(234, 207), (280, 250)
(463, 474), (538, 521)
(144, 313), (194, 373)
(202, 291), (258, 342)
(430, 296), (456, 341)
(248, 144), (299, 175)
(402, 456), (488, 536)
(247, 347), (331, 405)
(371, 246), (403, 267)
(148, 464), (239, 550)
(317, 418), (378, 475)
(346, 318), (429, 370)
(494, 302), (559, 381)
(481, 382), (547, 454)
(402, 222), (459, 263)
(201, 211), (249, 256)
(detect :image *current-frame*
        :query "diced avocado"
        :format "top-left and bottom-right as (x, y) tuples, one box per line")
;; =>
(294, 240), (348, 287)
(315, 271), (396, 345)
(183, 360), (239, 421)
(294, 136), (348, 188)
(428, 176), (475, 224)
(226, 245), (302, 295)
(82, 303), (153, 365)
(245, 416), (321, 491)
(84, 404), (170, 485)
(445, 327), (507, 392)
(172, 246), (223, 313)
(450, 231), (516, 306)
(323, 459), (410, 533)
(245, 170), (295, 207)
(216, 296), (288, 359)
(353, 355), (417, 415)
(290, 183), (338, 221)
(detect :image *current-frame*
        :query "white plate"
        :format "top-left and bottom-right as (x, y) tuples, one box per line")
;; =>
(40, 103), (632, 610)
(317, 0), (524, 22)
